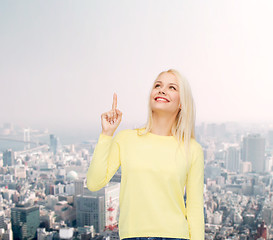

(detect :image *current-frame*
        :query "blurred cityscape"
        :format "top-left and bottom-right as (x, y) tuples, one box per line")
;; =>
(0, 122), (273, 240)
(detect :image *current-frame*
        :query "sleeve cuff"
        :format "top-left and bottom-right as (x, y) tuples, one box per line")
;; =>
(98, 133), (113, 142)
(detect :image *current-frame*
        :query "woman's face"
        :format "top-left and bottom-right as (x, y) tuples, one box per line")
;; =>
(150, 72), (181, 116)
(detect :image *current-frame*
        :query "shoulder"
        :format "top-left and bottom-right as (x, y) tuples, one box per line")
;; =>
(190, 138), (203, 151)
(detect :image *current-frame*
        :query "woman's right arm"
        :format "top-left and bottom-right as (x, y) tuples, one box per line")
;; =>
(86, 132), (121, 191)
(87, 92), (123, 192)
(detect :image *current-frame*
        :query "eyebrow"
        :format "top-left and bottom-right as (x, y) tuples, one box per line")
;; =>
(154, 80), (179, 87)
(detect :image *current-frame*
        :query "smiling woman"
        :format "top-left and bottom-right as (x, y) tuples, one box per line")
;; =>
(86, 69), (204, 240)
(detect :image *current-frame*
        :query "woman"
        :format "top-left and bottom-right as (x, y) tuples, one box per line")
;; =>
(87, 69), (205, 240)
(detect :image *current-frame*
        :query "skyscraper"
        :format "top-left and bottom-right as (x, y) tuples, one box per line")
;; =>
(76, 183), (120, 234)
(75, 195), (103, 231)
(74, 179), (84, 196)
(0, 211), (5, 229)
(242, 134), (266, 173)
(11, 203), (40, 240)
(226, 146), (240, 172)
(49, 134), (59, 155)
(3, 149), (15, 166)
(268, 130), (273, 147)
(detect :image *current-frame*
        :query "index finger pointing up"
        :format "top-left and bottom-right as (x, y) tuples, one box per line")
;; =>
(112, 92), (117, 110)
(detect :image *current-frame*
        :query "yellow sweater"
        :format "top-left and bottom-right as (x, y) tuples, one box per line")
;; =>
(86, 128), (204, 240)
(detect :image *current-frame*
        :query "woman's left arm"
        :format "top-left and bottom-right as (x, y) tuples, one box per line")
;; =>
(186, 143), (205, 240)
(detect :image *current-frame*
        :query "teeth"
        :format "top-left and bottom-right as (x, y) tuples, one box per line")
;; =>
(156, 98), (168, 102)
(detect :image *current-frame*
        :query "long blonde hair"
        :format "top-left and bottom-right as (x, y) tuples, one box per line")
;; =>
(134, 69), (196, 169)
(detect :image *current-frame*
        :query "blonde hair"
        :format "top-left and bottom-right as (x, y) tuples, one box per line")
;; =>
(134, 69), (196, 169)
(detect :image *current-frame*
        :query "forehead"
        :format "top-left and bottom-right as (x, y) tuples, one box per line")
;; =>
(155, 72), (178, 84)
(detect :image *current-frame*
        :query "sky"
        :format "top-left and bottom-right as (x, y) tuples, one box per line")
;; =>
(1, 0), (273, 135)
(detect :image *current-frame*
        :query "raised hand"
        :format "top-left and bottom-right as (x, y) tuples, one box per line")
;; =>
(101, 92), (123, 136)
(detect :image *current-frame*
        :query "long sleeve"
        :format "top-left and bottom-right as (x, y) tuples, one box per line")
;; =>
(86, 132), (121, 192)
(185, 143), (205, 240)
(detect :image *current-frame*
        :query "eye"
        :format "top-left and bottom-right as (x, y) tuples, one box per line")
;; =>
(170, 86), (176, 90)
(154, 84), (160, 88)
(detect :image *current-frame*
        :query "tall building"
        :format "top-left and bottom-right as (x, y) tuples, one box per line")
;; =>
(242, 134), (266, 173)
(0, 210), (5, 229)
(75, 183), (120, 234)
(265, 156), (273, 172)
(49, 134), (59, 155)
(226, 146), (240, 172)
(75, 195), (103, 232)
(3, 149), (15, 166)
(240, 161), (252, 173)
(74, 179), (84, 196)
(3, 122), (13, 130)
(206, 123), (226, 139)
(256, 221), (267, 239)
(268, 130), (273, 147)
(11, 203), (40, 240)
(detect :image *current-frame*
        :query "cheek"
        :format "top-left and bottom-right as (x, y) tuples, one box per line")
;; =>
(172, 93), (180, 103)
(150, 89), (156, 99)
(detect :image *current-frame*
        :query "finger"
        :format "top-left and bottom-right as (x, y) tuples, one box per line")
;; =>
(107, 112), (111, 121)
(113, 109), (118, 119)
(112, 92), (117, 110)
(116, 109), (122, 117)
(114, 109), (119, 118)
(102, 113), (108, 120)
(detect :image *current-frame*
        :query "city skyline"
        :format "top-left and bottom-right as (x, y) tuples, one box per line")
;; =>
(1, 120), (273, 239)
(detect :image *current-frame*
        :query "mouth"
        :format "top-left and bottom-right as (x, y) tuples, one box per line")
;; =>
(154, 97), (170, 102)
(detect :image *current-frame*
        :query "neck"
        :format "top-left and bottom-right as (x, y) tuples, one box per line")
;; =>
(150, 112), (177, 136)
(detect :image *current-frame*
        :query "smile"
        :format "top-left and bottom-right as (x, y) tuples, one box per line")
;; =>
(154, 97), (170, 102)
